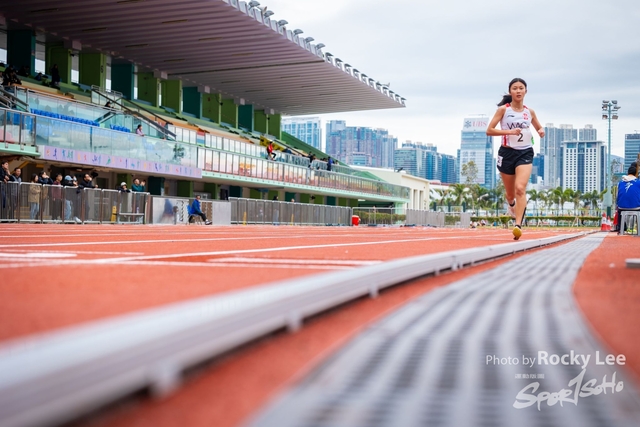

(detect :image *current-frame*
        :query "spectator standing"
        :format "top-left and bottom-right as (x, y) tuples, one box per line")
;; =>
(131, 178), (145, 192)
(62, 175), (74, 221)
(11, 167), (21, 183)
(327, 157), (333, 172)
(0, 161), (10, 183)
(28, 173), (41, 220)
(51, 173), (63, 220)
(118, 182), (131, 193)
(136, 125), (144, 136)
(188, 195), (212, 225)
(0, 161), (10, 214)
(39, 171), (53, 186)
(76, 173), (97, 223)
(50, 64), (61, 89)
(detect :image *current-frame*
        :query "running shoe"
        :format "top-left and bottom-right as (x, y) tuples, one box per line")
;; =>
(205, 220), (212, 225)
(507, 203), (516, 219)
(512, 226), (522, 240)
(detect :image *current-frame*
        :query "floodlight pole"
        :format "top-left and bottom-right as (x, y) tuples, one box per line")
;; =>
(601, 100), (619, 218)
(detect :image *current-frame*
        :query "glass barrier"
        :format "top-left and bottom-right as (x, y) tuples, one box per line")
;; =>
(200, 147), (410, 199)
(1, 108), (409, 200)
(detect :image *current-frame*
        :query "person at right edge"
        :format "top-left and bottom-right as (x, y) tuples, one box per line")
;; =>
(486, 78), (545, 240)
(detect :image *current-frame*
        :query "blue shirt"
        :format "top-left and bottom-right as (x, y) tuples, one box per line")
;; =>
(617, 177), (640, 209)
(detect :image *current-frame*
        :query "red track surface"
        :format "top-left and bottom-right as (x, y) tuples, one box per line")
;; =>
(0, 224), (568, 341)
(2, 225), (637, 427)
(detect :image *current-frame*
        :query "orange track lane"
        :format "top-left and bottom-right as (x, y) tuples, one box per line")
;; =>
(0, 224), (571, 341)
(66, 232), (588, 427)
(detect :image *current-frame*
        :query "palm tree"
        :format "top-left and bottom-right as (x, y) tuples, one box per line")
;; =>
(448, 184), (470, 211)
(527, 189), (540, 215)
(582, 190), (601, 215)
(570, 190), (583, 216)
(549, 187), (562, 214)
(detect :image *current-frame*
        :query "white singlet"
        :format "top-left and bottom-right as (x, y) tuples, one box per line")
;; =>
(500, 104), (534, 150)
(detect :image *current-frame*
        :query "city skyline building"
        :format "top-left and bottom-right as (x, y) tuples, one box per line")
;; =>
(541, 124), (598, 188)
(282, 117), (322, 150)
(393, 142), (457, 184)
(459, 117), (494, 188)
(325, 120), (397, 168)
(562, 140), (606, 193)
(531, 153), (544, 185)
(624, 133), (640, 170)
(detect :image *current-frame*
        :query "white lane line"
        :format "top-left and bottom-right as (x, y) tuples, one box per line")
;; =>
(0, 235), (493, 269)
(212, 257), (380, 266)
(0, 252), (77, 259)
(111, 261), (353, 270)
(0, 233), (464, 249)
(6, 249), (143, 255)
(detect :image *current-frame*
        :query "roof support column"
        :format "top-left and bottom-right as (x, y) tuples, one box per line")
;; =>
(254, 110), (268, 134)
(202, 93), (221, 123)
(161, 79), (182, 113)
(177, 180), (193, 198)
(137, 72), (160, 107)
(183, 87), (202, 119)
(111, 63), (135, 100)
(7, 30), (35, 75)
(79, 52), (107, 89)
(45, 44), (72, 85)
(238, 104), (254, 131)
(269, 113), (282, 139)
(220, 98), (238, 128)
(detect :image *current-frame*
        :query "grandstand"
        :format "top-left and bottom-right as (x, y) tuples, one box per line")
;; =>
(0, 0), (411, 215)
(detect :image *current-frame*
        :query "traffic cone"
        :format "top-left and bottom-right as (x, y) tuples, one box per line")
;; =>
(600, 213), (607, 231)
(606, 215), (612, 231)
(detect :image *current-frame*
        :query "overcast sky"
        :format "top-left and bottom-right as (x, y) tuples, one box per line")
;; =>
(266, 0), (640, 158)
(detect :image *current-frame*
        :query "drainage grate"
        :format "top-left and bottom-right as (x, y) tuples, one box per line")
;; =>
(246, 234), (640, 427)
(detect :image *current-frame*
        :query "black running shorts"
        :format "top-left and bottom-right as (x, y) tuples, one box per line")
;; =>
(496, 146), (534, 175)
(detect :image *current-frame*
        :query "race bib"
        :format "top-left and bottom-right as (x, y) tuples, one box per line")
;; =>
(508, 128), (533, 147)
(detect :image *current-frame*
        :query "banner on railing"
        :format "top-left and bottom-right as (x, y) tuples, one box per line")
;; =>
(40, 145), (202, 179)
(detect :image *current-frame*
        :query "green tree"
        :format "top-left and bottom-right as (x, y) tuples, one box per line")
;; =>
(461, 161), (479, 185)
(527, 189), (540, 215)
(448, 183), (470, 211)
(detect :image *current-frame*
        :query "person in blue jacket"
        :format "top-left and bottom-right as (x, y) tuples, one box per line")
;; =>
(188, 195), (212, 225)
(615, 162), (640, 232)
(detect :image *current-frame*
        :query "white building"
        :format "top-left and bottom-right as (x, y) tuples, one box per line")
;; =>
(282, 117), (322, 150)
(562, 140), (606, 193)
(351, 166), (431, 210)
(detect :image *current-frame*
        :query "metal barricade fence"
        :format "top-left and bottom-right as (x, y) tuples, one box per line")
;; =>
(102, 190), (120, 224)
(405, 209), (445, 227)
(229, 197), (351, 226)
(0, 183), (150, 224)
(353, 207), (406, 226)
(63, 186), (82, 223)
(18, 182), (41, 223)
(0, 182), (19, 222)
(83, 188), (102, 223)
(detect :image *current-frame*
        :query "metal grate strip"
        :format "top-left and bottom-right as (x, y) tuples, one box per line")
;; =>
(247, 234), (640, 427)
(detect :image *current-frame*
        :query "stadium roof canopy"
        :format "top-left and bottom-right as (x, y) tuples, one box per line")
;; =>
(0, 0), (406, 116)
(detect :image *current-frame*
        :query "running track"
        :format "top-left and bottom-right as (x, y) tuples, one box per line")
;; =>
(1, 224), (639, 427)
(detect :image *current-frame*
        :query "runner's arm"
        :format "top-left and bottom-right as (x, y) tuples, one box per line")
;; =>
(486, 106), (519, 136)
(530, 109), (545, 138)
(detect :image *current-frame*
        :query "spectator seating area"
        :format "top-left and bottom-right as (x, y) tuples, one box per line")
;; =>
(109, 124), (131, 133)
(30, 108), (99, 127)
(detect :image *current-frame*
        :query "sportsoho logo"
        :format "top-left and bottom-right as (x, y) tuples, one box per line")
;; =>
(486, 351), (626, 410)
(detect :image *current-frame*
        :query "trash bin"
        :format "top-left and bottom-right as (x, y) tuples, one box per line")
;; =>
(352, 215), (360, 226)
